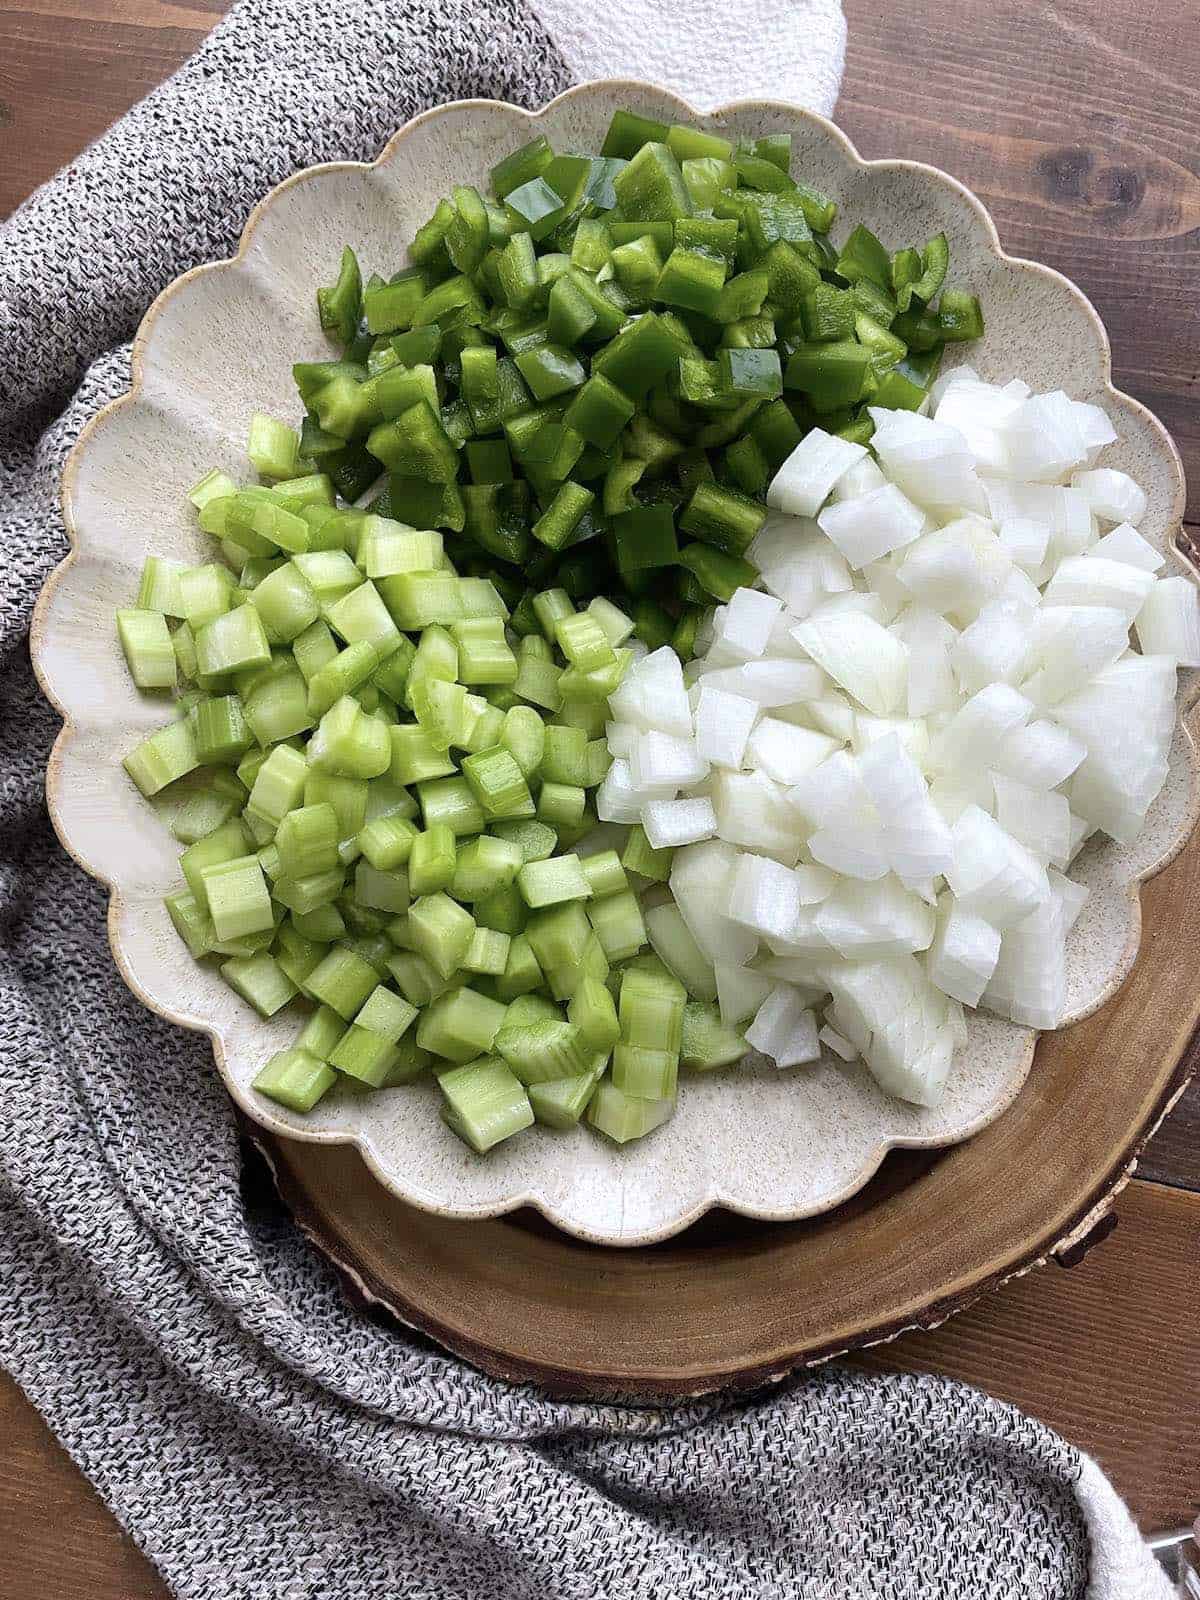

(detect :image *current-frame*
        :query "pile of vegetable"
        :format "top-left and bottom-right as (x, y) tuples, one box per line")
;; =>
(118, 110), (1195, 1153)
(296, 108), (981, 644)
(599, 373), (1199, 1105)
(113, 111), (989, 1154)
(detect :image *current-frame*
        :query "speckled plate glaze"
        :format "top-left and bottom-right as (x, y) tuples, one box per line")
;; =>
(33, 83), (1197, 1247)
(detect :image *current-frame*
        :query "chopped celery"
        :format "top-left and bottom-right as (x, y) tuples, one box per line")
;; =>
(438, 1056), (534, 1151)
(679, 999), (747, 1070)
(125, 109), (986, 1160)
(517, 853), (592, 908)
(417, 986), (507, 1063)
(254, 1048), (336, 1112)
(587, 1080), (674, 1143)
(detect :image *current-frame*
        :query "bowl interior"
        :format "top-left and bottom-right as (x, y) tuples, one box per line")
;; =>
(36, 84), (1194, 1247)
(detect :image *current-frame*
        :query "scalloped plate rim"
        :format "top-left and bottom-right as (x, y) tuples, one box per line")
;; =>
(31, 80), (1195, 1248)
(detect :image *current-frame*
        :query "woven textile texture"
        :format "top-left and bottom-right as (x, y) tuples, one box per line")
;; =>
(0, 0), (1171, 1595)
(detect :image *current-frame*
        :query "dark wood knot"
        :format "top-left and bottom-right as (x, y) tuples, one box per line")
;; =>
(1035, 147), (1145, 216)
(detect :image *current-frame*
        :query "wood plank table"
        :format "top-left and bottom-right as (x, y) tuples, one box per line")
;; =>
(3, 0), (1198, 1592)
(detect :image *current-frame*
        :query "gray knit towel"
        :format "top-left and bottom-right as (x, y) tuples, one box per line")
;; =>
(0, 0), (1174, 1595)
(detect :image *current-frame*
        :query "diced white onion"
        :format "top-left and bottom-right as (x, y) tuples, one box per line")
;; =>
(1070, 467), (1147, 526)
(641, 797), (717, 850)
(746, 986), (821, 1068)
(767, 427), (867, 517)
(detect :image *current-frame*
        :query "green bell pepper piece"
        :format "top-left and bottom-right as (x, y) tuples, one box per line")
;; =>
(612, 142), (692, 222)
(784, 340), (872, 411)
(676, 542), (757, 601)
(317, 247), (362, 347)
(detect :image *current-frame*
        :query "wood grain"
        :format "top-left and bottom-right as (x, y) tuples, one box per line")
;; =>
(0, 1376), (169, 1600)
(859, 1179), (1200, 1531)
(840, 0), (1200, 525)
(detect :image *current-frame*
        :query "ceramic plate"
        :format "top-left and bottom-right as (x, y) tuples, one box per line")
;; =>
(32, 82), (1196, 1246)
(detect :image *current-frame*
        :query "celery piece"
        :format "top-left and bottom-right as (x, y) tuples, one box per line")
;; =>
(525, 901), (592, 971)
(382, 1035), (434, 1085)
(275, 802), (339, 878)
(418, 986), (508, 1063)
(489, 819), (557, 863)
(531, 588), (575, 641)
(179, 563), (237, 631)
(619, 965), (685, 1052)
(494, 1018), (591, 1084)
(296, 1004), (347, 1061)
(195, 604), (271, 682)
(449, 835), (524, 901)
(191, 695), (253, 765)
(164, 888), (214, 959)
(437, 1056), (533, 1151)
(586, 889), (647, 962)
(246, 744), (308, 830)
(546, 928), (610, 1002)
(612, 1041), (678, 1099)
(473, 882), (527, 935)
(587, 1080), (674, 1143)
(494, 933), (544, 1000)
(292, 903), (347, 943)
(407, 892), (475, 980)
(541, 724), (588, 786)
(123, 718), (201, 797)
(308, 696), (391, 780)
(116, 608), (176, 690)
(527, 1063), (605, 1128)
(408, 825), (457, 895)
(221, 951), (298, 1018)
(586, 596), (635, 648)
(169, 771), (245, 843)
(679, 999), (748, 1071)
(501, 706), (545, 780)
(138, 554), (188, 616)
(342, 932), (393, 977)
(584, 740), (612, 789)
(358, 813), (418, 870)
(555, 697), (608, 739)
(354, 984), (418, 1043)
(417, 775), (485, 837)
(180, 816), (249, 903)
(517, 853), (592, 908)
(307, 640), (380, 718)
(536, 781), (587, 830)
(275, 924), (324, 991)
(252, 563), (320, 643)
(242, 667), (314, 747)
(387, 949), (455, 1007)
(172, 621), (199, 683)
(459, 696), (506, 755)
(389, 724), (457, 786)
(304, 770), (368, 840)
(253, 1048), (336, 1113)
(554, 611), (616, 673)
(353, 860), (411, 914)
(377, 570), (464, 630)
(329, 1026), (401, 1087)
(461, 746), (535, 821)
(272, 867), (346, 917)
(621, 824), (673, 883)
(202, 856), (274, 942)
(326, 580), (403, 659)
(462, 926), (511, 976)
(306, 946), (380, 1019)
(567, 974), (620, 1051)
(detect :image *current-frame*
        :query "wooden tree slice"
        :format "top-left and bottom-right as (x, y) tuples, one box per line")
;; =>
(253, 815), (1200, 1399)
